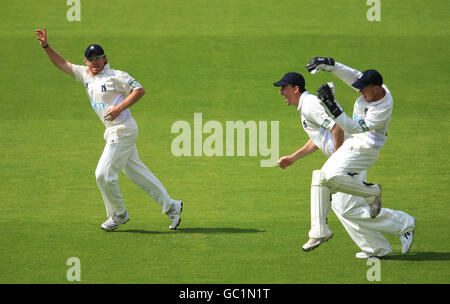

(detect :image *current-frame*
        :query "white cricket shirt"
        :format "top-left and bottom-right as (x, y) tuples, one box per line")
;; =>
(72, 63), (143, 127)
(297, 91), (337, 158)
(331, 63), (393, 150)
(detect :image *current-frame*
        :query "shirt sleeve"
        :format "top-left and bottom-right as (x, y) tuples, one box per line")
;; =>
(332, 62), (362, 92)
(308, 96), (336, 131)
(334, 112), (365, 134)
(335, 101), (392, 134)
(115, 71), (144, 95)
(71, 64), (87, 83)
(72, 63), (87, 83)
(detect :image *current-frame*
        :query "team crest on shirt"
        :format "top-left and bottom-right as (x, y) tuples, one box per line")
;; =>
(129, 79), (139, 88)
(101, 84), (107, 92)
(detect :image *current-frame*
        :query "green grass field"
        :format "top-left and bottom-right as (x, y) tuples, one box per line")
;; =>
(0, 0), (449, 284)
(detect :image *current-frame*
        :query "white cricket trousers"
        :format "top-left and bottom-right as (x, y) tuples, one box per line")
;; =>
(331, 171), (415, 256)
(321, 139), (382, 198)
(95, 117), (175, 218)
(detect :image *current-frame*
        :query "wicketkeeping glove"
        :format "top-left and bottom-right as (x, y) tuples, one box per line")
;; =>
(305, 57), (335, 74)
(316, 82), (343, 119)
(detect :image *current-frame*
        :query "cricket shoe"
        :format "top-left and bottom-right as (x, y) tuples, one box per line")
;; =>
(101, 210), (129, 232)
(400, 218), (416, 254)
(302, 233), (334, 252)
(355, 250), (392, 259)
(369, 184), (382, 218)
(167, 200), (183, 230)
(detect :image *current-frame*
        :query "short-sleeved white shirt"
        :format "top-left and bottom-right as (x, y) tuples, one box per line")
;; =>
(297, 91), (337, 158)
(72, 63), (143, 127)
(331, 63), (393, 150)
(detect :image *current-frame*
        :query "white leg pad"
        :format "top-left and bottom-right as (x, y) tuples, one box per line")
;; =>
(309, 170), (332, 239)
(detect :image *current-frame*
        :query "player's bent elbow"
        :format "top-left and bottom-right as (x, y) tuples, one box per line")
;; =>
(137, 88), (146, 96)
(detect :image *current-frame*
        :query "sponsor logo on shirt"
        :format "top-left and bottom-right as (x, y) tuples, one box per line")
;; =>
(91, 101), (106, 110)
(129, 80), (139, 88)
(358, 119), (369, 132)
(321, 119), (330, 128)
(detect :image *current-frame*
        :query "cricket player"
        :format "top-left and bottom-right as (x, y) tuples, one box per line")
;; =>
(305, 57), (415, 257)
(275, 71), (415, 258)
(275, 72), (340, 251)
(34, 28), (183, 231)
(305, 57), (391, 211)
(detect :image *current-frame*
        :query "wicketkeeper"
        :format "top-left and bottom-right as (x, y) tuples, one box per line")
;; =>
(302, 57), (416, 257)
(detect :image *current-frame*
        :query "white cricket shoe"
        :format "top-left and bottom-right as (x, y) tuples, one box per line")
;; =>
(355, 252), (374, 259)
(167, 200), (183, 230)
(369, 184), (382, 218)
(302, 233), (334, 252)
(400, 218), (416, 254)
(355, 250), (392, 259)
(101, 210), (130, 231)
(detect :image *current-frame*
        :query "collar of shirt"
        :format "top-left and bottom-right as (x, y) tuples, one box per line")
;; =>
(85, 63), (110, 78)
(297, 90), (309, 112)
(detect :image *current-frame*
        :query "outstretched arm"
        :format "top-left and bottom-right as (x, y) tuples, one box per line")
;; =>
(277, 139), (318, 169)
(331, 62), (362, 91)
(34, 28), (74, 76)
(305, 57), (362, 91)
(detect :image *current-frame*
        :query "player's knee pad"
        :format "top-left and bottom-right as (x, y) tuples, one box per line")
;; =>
(311, 170), (331, 205)
(316, 169), (341, 194)
(311, 169), (323, 186)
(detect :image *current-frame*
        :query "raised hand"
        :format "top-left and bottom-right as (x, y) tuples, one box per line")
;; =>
(305, 57), (335, 74)
(34, 28), (48, 47)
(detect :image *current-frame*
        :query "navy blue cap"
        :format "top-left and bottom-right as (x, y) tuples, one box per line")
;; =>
(84, 44), (104, 58)
(273, 72), (306, 91)
(352, 69), (383, 89)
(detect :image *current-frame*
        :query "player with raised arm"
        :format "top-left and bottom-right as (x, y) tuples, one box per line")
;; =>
(304, 57), (416, 257)
(34, 28), (183, 231)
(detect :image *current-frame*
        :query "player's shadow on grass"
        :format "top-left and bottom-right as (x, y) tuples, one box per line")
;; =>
(383, 252), (450, 261)
(117, 227), (266, 235)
